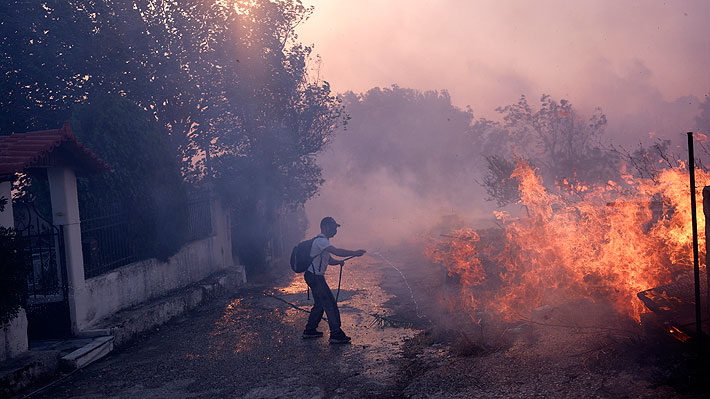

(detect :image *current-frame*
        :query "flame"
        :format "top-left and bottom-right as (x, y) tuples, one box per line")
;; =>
(427, 161), (708, 322)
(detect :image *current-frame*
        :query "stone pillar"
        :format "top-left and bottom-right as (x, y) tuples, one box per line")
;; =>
(0, 180), (13, 228)
(47, 166), (86, 333)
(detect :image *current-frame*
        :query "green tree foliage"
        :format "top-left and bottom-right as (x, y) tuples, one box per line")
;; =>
(1, 0), (343, 273)
(0, 227), (28, 326)
(0, 0), (164, 134)
(196, 1), (344, 272)
(70, 94), (188, 261)
(1, 183), (27, 326)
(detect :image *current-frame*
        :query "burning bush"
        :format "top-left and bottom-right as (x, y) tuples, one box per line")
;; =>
(428, 161), (707, 322)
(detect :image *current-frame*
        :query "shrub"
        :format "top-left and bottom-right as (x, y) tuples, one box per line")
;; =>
(0, 227), (28, 327)
(71, 94), (188, 262)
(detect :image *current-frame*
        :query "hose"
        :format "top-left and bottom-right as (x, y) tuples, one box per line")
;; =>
(335, 255), (356, 303)
(336, 263), (343, 303)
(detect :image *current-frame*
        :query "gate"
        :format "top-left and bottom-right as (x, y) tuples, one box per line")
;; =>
(13, 200), (72, 339)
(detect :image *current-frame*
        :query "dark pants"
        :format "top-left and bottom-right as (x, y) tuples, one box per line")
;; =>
(304, 271), (342, 334)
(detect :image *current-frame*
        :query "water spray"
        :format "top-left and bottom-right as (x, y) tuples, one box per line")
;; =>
(372, 250), (433, 326)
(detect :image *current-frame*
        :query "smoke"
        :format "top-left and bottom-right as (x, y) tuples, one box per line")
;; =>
(304, 87), (500, 248)
(304, 83), (706, 251)
(575, 57), (701, 148)
(296, 4), (710, 376)
(306, 167), (455, 248)
(298, 0), (708, 155)
(299, 0), (710, 250)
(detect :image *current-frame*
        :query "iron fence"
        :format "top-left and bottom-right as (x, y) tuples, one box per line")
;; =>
(13, 200), (68, 302)
(81, 211), (135, 278)
(13, 200), (73, 338)
(186, 190), (212, 242)
(79, 192), (212, 278)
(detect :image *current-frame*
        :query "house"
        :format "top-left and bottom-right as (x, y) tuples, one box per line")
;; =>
(0, 123), (245, 393)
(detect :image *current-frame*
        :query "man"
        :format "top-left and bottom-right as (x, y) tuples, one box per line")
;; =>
(303, 216), (366, 344)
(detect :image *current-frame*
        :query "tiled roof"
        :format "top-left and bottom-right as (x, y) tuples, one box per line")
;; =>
(0, 122), (111, 180)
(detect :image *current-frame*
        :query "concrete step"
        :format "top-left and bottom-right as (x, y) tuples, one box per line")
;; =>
(1, 268), (245, 396)
(96, 268), (245, 347)
(60, 335), (114, 370)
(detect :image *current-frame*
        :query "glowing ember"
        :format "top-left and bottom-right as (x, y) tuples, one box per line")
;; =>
(427, 161), (709, 321)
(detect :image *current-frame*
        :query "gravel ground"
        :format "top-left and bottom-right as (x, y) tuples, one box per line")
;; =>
(16, 246), (710, 398)
(376, 246), (710, 399)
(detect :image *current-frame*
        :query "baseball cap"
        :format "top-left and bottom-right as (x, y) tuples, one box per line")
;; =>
(320, 216), (341, 228)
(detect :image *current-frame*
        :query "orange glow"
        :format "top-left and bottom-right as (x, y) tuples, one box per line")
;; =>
(668, 325), (692, 342)
(427, 161), (708, 322)
(277, 274), (310, 295)
(210, 298), (259, 355)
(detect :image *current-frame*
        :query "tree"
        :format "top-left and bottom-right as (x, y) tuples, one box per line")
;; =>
(1, 0), (344, 274)
(205, 1), (345, 273)
(323, 86), (480, 204)
(0, 227), (27, 326)
(478, 95), (620, 204)
(70, 94), (188, 261)
(481, 155), (529, 206)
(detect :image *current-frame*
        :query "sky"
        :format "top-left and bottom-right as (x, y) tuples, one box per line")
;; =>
(297, 0), (710, 143)
(297, 0), (710, 244)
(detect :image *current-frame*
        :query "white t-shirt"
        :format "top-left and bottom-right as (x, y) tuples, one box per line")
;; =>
(309, 234), (331, 275)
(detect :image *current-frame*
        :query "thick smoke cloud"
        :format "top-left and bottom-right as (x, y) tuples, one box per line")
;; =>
(305, 87), (496, 247)
(576, 57), (701, 147)
(300, 1), (710, 246)
(304, 85), (708, 249)
(299, 1), (710, 112)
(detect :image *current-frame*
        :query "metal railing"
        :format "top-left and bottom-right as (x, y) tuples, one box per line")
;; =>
(81, 211), (135, 278)
(186, 190), (212, 242)
(13, 200), (68, 302)
(79, 192), (212, 278)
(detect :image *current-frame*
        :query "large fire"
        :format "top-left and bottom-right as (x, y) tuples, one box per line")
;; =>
(427, 161), (709, 322)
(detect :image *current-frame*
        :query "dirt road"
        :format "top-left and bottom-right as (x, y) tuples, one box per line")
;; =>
(20, 248), (710, 398)
(25, 253), (418, 398)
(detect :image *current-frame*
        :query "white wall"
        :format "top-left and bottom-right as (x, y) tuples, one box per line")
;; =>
(0, 181), (28, 361)
(0, 181), (13, 228)
(77, 196), (236, 330)
(0, 309), (28, 362)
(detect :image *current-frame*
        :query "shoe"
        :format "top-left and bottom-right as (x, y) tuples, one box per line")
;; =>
(302, 329), (324, 339)
(329, 331), (352, 344)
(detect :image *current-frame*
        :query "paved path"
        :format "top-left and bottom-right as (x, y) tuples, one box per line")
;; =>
(27, 255), (418, 398)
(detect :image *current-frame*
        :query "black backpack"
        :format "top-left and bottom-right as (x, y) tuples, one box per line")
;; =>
(290, 237), (317, 273)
